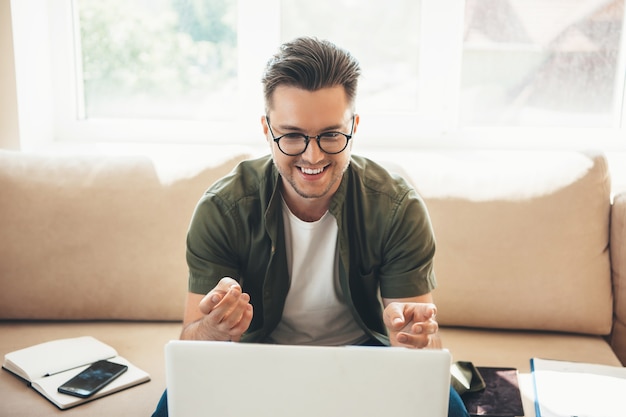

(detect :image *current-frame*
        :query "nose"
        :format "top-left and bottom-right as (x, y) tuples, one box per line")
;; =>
(302, 138), (325, 163)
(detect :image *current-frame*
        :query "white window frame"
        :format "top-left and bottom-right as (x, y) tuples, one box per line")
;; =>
(11, 0), (626, 151)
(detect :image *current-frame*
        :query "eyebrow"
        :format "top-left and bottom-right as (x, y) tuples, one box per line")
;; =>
(274, 121), (346, 133)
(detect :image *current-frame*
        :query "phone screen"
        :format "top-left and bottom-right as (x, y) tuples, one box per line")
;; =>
(57, 360), (128, 398)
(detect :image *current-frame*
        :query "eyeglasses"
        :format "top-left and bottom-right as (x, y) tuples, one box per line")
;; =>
(265, 115), (355, 156)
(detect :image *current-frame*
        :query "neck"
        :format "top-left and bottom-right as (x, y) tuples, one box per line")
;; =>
(280, 189), (331, 222)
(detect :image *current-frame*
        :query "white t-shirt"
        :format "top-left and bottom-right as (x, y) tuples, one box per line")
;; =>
(268, 198), (367, 346)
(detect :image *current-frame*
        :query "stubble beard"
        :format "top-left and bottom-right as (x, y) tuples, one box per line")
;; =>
(275, 159), (350, 200)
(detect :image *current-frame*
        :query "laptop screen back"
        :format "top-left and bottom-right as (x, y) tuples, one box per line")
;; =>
(165, 340), (451, 417)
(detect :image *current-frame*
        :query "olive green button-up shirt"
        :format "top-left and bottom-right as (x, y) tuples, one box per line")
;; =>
(186, 154), (436, 345)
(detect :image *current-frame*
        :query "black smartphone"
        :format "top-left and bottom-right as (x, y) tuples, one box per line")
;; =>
(57, 359), (128, 398)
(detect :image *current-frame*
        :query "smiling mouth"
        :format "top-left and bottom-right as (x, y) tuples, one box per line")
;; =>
(299, 166), (326, 175)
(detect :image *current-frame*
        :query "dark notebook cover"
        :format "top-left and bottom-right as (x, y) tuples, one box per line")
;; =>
(461, 367), (524, 416)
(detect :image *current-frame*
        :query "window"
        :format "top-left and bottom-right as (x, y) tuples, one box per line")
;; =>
(10, 0), (626, 148)
(77, 0), (239, 121)
(77, 0), (423, 118)
(280, 1), (421, 114)
(47, 0), (274, 143)
(461, 0), (626, 128)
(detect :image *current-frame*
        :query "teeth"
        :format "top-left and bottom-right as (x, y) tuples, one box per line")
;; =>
(302, 167), (324, 175)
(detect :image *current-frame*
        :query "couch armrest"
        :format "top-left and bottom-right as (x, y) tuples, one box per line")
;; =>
(610, 192), (626, 365)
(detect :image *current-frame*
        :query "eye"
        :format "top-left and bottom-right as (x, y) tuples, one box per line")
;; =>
(319, 132), (342, 139)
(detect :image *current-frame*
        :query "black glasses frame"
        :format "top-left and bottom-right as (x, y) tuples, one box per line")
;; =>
(265, 115), (355, 156)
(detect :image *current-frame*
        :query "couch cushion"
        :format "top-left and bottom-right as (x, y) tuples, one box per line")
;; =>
(0, 148), (250, 321)
(388, 150), (613, 335)
(440, 327), (621, 373)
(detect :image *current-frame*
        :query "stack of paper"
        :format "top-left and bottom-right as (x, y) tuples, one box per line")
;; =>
(531, 357), (626, 417)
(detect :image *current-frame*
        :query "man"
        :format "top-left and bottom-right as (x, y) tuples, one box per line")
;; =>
(153, 37), (468, 417)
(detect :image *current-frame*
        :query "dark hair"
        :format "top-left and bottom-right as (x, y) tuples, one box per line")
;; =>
(261, 37), (361, 112)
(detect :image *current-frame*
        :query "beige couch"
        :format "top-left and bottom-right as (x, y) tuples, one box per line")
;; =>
(0, 147), (624, 416)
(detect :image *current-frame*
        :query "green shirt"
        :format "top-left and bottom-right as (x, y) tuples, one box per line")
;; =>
(186, 154), (436, 345)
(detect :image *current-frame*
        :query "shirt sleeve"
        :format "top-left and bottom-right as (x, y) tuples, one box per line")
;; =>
(186, 192), (243, 294)
(378, 188), (437, 299)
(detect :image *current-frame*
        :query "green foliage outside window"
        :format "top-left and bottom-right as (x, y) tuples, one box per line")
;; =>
(77, 0), (237, 119)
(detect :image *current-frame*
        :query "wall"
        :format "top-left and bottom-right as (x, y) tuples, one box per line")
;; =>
(0, 0), (19, 150)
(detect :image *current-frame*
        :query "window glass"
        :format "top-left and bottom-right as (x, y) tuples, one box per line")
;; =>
(280, 0), (421, 113)
(76, 0), (238, 120)
(461, 0), (625, 127)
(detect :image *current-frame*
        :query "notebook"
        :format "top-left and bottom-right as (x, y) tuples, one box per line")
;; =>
(165, 340), (451, 417)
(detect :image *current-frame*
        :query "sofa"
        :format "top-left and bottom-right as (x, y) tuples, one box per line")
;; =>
(0, 146), (624, 417)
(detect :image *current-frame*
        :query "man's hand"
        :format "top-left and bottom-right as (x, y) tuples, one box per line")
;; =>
(383, 302), (439, 348)
(182, 277), (253, 342)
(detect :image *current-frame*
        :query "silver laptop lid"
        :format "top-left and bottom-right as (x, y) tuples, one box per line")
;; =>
(165, 340), (451, 417)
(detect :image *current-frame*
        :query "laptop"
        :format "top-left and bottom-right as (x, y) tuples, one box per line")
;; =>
(165, 340), (451, 417)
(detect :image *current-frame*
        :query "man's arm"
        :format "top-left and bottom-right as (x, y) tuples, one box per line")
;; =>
(382, 293), (441, 349)
(180, 277), (253, 342)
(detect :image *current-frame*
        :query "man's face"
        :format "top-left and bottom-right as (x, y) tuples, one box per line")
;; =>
(262, 85), (359, 205)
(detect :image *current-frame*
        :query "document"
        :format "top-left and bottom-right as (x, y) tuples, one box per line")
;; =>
(531, 357), (626, 417)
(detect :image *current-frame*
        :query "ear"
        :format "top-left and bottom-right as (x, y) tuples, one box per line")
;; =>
(353, 114), (360, 135)
(261, 115), (270, 142)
